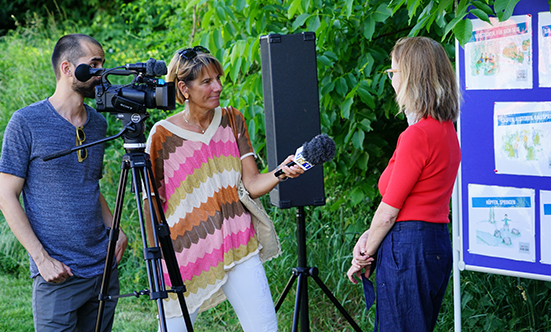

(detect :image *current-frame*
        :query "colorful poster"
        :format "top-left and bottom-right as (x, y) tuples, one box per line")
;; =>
(468, 184), (535, 262)
(538, 12), (551, 87)
(494, 102), (551, 176)
(540, 190), (551, 264)
(465, 15), (532, 90)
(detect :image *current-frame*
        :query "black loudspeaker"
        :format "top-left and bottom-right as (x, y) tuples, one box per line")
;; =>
(260, 32), (325, 208)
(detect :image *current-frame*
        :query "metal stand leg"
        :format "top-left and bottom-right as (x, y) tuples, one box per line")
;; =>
(275, 207), (364, 332)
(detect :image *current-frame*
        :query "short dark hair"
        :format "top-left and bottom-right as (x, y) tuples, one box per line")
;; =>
(51, 34), (102, 80)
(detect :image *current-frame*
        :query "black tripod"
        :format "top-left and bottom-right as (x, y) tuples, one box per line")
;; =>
(275, 207), (363, 332)
(44, 113), (194, 332)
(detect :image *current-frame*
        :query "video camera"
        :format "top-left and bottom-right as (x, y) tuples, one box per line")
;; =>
(75, 58), (175, 114)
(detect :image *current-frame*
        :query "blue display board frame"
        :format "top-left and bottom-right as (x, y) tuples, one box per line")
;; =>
(456, 0), (551, 282)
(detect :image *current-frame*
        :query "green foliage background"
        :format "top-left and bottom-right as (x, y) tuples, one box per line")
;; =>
(1, 0), (551, 331)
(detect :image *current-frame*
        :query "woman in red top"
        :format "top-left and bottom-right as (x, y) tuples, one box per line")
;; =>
(346, 37), (461, 331)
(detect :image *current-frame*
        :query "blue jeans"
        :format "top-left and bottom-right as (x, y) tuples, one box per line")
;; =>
(374, 221), (452, 332)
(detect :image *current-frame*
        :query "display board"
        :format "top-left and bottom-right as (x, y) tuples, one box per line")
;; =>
(456, 0), (551, 282)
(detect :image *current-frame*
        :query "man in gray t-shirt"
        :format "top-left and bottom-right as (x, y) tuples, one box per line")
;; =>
(0, 34), (127, 332)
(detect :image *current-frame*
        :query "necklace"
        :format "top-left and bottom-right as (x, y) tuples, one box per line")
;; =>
(183, 110), (208, 134)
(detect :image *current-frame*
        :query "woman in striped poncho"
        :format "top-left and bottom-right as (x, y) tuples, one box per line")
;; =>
(145, 46), (303, 332)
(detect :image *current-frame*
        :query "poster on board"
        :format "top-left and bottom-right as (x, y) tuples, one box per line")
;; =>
(538, 12), (551, 87)
(494, 102), (551, 176)
(468, 184), (535, 262)
(465, 15), (532, 90)
(540, 190), (551, 264)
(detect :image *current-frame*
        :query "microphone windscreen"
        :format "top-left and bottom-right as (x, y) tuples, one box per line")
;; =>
(146, 58), (156, 76)
(75, 64), (92, 82)
(302, 134), (336, 165)
(155, 60), (167, 76)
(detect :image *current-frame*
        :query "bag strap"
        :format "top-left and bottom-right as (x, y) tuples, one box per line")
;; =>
(225, 106), (239, 142)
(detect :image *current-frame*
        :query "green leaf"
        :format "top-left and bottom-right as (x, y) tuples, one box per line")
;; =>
(185, 0), (203, 10)
(230, 57), (242, 82)
(317, 55), (332, 67)
(307, 14), (321, 33)
(352, 129), (365, 150)
(494, 0), (521, 22)
(373, 3), (393, 22)
(341, 97), (354, 119)
(470, 8), (491, 25)
(320, 80), (335, 95)
(349, 187), (365, 206)
(362, 16), (376, 40)
(408, 2), (433, 37)
(357, 85), (375, 109)
(336, 77), (348, 97)
(213, 29), (223, 50)
(345, 0), (354, 18)
(288, 0), (302, 19)
(472, 0), (495, 16)
(406, 0), (421, 21)
(453, 18), (473, 47)
(235, 0), (247, 11)
(357, 152), (369, 170)
(358, 118), (373, 132)
(330, 198), (347, 211)
(215, 6), (226, 21)
(292, 13), (310, 30)
(443, 9), (468, 40)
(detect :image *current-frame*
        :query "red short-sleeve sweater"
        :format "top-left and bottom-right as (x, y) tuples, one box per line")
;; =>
(378, 116), (461, 223)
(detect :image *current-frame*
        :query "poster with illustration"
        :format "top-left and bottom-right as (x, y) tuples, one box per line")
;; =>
(465, 15), (532, 90)
(494, 102), (551, 176)
(540, 190), (551, 264)
(538, 12), (551, 87)
(468, 184), (535, 262)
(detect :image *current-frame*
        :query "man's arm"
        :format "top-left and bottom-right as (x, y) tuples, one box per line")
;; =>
(99, 192), (127, 264)
(0, 172), (72, 282)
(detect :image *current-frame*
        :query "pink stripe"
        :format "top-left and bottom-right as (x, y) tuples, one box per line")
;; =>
(172, 214), (254, 266)
(163, 127), (235, 179)
(164, 141), (240, 201)
(162, 229), (255, 286)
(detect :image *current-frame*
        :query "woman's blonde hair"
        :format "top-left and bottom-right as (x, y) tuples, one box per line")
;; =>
(166, 48), (224, 105)
(391, 37), (460, 122)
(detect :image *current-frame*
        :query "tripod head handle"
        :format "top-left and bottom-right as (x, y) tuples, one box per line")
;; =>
(42, 148), (74, 161)
(41, 122), (135, 162)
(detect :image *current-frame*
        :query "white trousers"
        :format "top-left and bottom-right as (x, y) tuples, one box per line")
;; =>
(160, 254), (278, 332)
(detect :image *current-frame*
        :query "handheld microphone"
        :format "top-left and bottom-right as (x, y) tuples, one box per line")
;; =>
(75, 64), (105, 82)
(274, 134), (336, 177)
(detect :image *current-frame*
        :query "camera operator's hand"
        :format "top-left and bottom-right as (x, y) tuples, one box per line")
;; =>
(35, 251), (73, 283)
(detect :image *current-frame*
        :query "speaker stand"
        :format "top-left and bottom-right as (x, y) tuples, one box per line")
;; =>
(275, 207), (363, 332)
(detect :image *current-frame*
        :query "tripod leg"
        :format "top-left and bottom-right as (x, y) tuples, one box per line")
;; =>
(299, 272), (310, 332)
(292, 273), (303, 332)
(144, 160), (194, 331)
(275, 271), (298, 312)
(310, 268), (363, 332)
(95, 160), (128, 332)
(132, 166), (170, 331)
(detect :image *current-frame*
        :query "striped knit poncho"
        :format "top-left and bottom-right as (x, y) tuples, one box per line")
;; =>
(145, 106), (260, 317)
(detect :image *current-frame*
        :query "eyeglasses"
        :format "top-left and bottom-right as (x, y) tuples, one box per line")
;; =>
(76, 126), (87, 162)
(386, 69), (400, 80)
(178, 46), (210, 60)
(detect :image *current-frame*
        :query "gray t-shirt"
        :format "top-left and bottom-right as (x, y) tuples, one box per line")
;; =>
(0, 99), (110, 278)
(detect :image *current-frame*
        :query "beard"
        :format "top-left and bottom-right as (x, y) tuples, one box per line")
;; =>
(72, 77), (98, 99)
